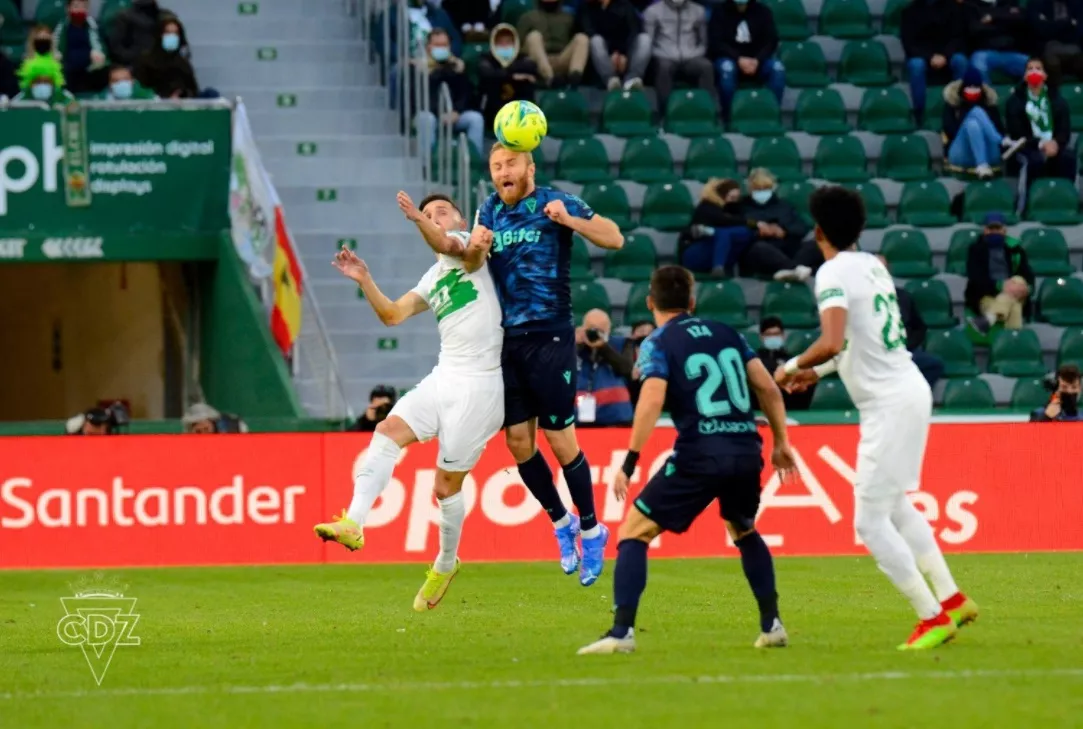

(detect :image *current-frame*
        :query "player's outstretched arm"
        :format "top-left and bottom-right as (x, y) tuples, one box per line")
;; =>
(332, 246), (427, 326)
(747, 359), (797, 478)
(777, 307), (847, 388)
(397, 190), (469, 258)
(544, 198), (624, 250)
(462, 225), (493, 273)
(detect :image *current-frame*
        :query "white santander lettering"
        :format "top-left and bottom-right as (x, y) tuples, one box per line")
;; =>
(941, 491), (978, 544)
(481, 470), (541, 526)
(1, 478), (34, 528)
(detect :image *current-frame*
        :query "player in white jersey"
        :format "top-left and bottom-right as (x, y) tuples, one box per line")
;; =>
(774, 186), (978, 650)
(315, 193), (503, 612)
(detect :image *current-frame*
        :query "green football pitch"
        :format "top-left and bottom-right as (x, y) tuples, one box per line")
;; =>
(2, 553), (1081, 728)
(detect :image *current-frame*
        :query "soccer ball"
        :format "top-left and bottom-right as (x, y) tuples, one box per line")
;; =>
(493, 100), (548, 153)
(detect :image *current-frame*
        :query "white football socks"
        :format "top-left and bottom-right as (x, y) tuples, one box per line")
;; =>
(855, 499), (942, 620)
(891, 494), (960, 601)
(346, 432), (401, 525)
(434, 492), (466, 573)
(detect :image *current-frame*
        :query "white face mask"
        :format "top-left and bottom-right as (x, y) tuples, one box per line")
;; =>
(751, 189), (774, 205)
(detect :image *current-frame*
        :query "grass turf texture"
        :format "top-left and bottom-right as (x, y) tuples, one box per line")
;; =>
(1, 553), (1081, 728)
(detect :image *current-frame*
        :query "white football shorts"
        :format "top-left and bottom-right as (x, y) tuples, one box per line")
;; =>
(853, 372), (933, 505)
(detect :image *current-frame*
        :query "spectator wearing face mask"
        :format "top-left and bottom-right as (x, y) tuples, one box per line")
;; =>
(477, 23), (538, 127)
(901, 0), (969, 127)
(108, 0), (174, 67)
(577, 0), (651, 91)
(942, 66), (1020, 179)
(98, 64), (157, 100)
(1004, 56), (1075, 192)
(965, 212), (1034, 333)
(136, 17), (218, 99)
(517, 0), (589, 88)
(965, 0), (1030, 85)
(753, 317), (813, 410)
(416, 29), (485, 153)
(708, 0), (785, 122)
(13, 55), (76, 103)
(53, 0), (108, 95)
(741, 168), (822, 274)
(644, 0), (716, 111)
(1030, 364), (1082, 421)
(575, 308), (634, 426)
(1030, 0), (1083, 86)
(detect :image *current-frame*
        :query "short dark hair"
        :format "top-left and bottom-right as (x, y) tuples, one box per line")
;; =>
(759, 316), (784, 333)
(1027, 55), (1045, 69)
(1057, 364), (1080, 384)
(427, 28), (450, 44)
(809, 185), (866, 251)
(417, 193), (461, 215)
(649, 265), (695, 313)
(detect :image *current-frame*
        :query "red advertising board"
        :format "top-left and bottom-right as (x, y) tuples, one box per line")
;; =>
(1, 424), (1081, 569)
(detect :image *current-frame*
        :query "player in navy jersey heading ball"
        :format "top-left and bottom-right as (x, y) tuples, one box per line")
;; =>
(578, 266), (797, 654)
(469, 143), (624, 586)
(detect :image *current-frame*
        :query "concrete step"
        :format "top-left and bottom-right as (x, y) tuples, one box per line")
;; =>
(328, 330), (440, 358)
(182, 17), (362, 42)
(264, 157), (421, 186)
(296, 231), (425, 255)
(311, 276), (426, 306)
(318, 302), (435, 333)
(235, 86), (387, 112)
(191, 41), (368, 67)
(247, 109), (398, 137)
(255, 134), (409, 160)
(301, 251), (437, 281)
(199, 61), (378, 89)
(172, 0), (350, 20)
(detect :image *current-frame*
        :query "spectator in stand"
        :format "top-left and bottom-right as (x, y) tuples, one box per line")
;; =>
(708, 0), (784, 121)
(1005, 56), (1075, 192)
(965, 0), (1030, 84)
(443, 0), (494, 39)
(644, 0), (716, 111)
(740, 168), (821, 274)
(517, 0), (589, 88)
(1029, 0), (1083, 86)
(349, 385), (399, 432)
(575, 308), (634, 426)
(624, 319), (655, 406)
(13, 55), (76, 102)
(0, 49), (17, 100)
(964, 212), (1034, 333)
(578, 0), (650, 91)
(1030, 364), (1082, 421)
(53, 0), (108, 95)
(25, 23), (57, 62)
(900, 0), (969, 126)
(754, 316), (814, 410)
(182, 403), (249, 433)
(98, 64), (158, 100)
(108, 0), (173, 67)
(136, 17), (218, 99)
(942, 66), (1017, 179)
(477, 24), (538, 127)
(416, 29), (485, 153)
(875, 255), (946, 388)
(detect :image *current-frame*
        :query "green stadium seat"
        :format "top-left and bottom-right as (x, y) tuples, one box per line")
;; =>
(989, 328), (1047, 377)
(1037, 277), (1083, 325)
(819, 0), (875, 38)
(461, 42), (488, 85)
(664, 89), (721, 136)
(730, 89), (784, 136)
(768, 0), (812, 40)
(1063, 84), (1083, 131)
(881, 228), (936, 277)
(898, 180), (956, 227)
(845, 182), (890, 228)
(813, 135), (870, 182)
(839, 40), (894, 86)
(777, 181), (815, 226)
(619, 137), (678, 184)
(881, 0), (908, 34)
(963, 180), (1018, 224)
(537, 90), (592, 138)
(499, 0), (532, 24)
(556, 137), (610, 183)
(1057, 327), (1083, 367)
(794, 88), (850, 134)
(1025, 178), (1083, 224)
(99, 0), (131, 31)
(1020, 228), (1074, 276)
(784, 328), (818, 353)
(779, 43), (831, 88)
(762, 282), (819, 328)
(35, 0), (67, 26)
(1011, 378), (1051, 410)
(624, 281), (652, 324)
(601, 90), (653, 137)
(877, 134), (933, 181)
(904, 279), (957, 328)
(697, 281), (750, 327)
(946, 227), (980, 274)
(603, 233), (657, 281)
(810, 379), (856, 410)
(580, 183), (633, 230)
(683, 137), (739, 182)
(570, 235), (594, 281)
(925, 329), (980, 377)
(0, 0), (25, 46)
(748, 136), (803, 182)
(941, 378), (997, 410)
(571, 280), (610, 319)
(923, 87), (944, 131)
(640, 182), (695, 231)
(744, 330), (764, 351)
(858, 88), (915, 133)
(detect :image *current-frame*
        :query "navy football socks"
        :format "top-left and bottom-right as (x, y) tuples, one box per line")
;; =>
(735, 530), (780, 633)
(518, 450), (568, 523)
(562, 451), (598, 532)
(611, 539), (648, 636)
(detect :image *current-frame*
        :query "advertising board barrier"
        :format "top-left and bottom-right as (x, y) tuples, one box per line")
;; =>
(1, 424), (1080, 569)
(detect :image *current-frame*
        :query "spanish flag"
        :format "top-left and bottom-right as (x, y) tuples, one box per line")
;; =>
(270, 207), (303, 355)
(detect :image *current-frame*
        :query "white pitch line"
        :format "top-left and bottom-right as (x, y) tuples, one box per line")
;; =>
(2, 668), (1081, 701)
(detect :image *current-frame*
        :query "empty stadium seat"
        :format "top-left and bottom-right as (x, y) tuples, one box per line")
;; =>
(499, 0), (532, 24)
(749, 136), (803, 181)
(767, 0), (813, 40)
(602, 90), (653, 137)
(1011, 378), (1051, 410)
(785, 328), (818, 353)
(877, 134), (933, 181)
(777, 181), (815, 225)
(925, 329), (980, 377)
(1020, 227), (1074, 276)
(1037, 277), (1083, 325)
(730, 89), (784, 136)
(811, 379), (856, 410)
(538, 90), (592, 138)
(904, 279), (957, 328)
(780, 43), (831, 88)
(941, 378), (997, 409)
(819, 0), (875, 38)
(640, 183), (695, 231)
(604, 233), (657, 281)
(839, 40), (894, 86)
(697, 281), (750, 327)
(989, 328), (1047, 377)
(794, 88), (850, 134)
(762, 282), (819, 328)
(882, 0), (908, 34)
(664, 89), (721, 136)
(845, 182), (890, 228)
(881, 228), (936, 277)
(35, 0), (67, 26)
(947, 227), (980, 274)
(619, 137), (678, 184)
(923, 87), (945, 132)
(1063, 84), (1083, 131)
(571, 280), (610, 319)
(557, 137), (610, 183)
(624, 281), (652, 324)
(580, 183), (633, 230)
(859, 88), (915, 133)
(963, 180), (1018, 224)
(1025, 178), (1083, 224)
(898, 180), (955, 227)
(813, 135), (870, 182)
(571, 235), (594, 281)
(684, 137), (740, 182)
(1058, 327), (1083, 367)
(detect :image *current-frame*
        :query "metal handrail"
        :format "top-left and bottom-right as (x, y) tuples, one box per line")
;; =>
(456, 130), (470, 217)
(437, 82), (454, 189)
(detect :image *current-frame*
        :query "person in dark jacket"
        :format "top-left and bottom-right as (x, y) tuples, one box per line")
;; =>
(875, 255), (946, 388)
(0, 47), (18, 100)
(1030, 364), (1082, 421)
(415, 28), (484, 153)
(517, 0), (589, 87)
(578, 0), (651, 90)
(443, 0), (494, 38)
(753, 316), (814, 410)
(900, 0), (970, 125)
(741, 167), (822, 270)
(1004, 56), (1075, 188)
(942, 66), (1014, 177)
(575, 309), (634, 426)
(964, 212), (1035, 332)
(1029, 0), (1083, 85)
(108, 0), (173, 67)
(54, 0), (108, 94)
(477, 23), (538, 127)
(708, 0), (784, 118)
(966, 0), (1030, 84)
(135, 17), (216, 98)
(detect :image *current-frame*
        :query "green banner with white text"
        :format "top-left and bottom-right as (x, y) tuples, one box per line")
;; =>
(0, 103), (231, 262)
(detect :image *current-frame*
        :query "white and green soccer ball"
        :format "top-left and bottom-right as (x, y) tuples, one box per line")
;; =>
(493, 99), (548, 153)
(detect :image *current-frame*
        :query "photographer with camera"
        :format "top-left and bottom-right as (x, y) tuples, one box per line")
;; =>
(1030, 364), (1082, 422)
(65, 401), (131, 435)
(182, 403), (249, 434)
(350, 385), (399, 432)
(575, 309), (634, 427)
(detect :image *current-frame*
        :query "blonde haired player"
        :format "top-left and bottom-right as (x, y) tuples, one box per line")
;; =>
(775, 185), (978, 650)
(315, 193), (503, 612)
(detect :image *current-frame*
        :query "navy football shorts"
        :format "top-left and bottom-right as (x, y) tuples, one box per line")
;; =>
(501, 328), (577, 430)
(633, 454), (764, 534)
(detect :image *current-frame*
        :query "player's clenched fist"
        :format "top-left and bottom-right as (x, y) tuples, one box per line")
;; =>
(469, 224), (493, 252)
(543, 199), (570, 225)
(396, 190), (422, 222)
